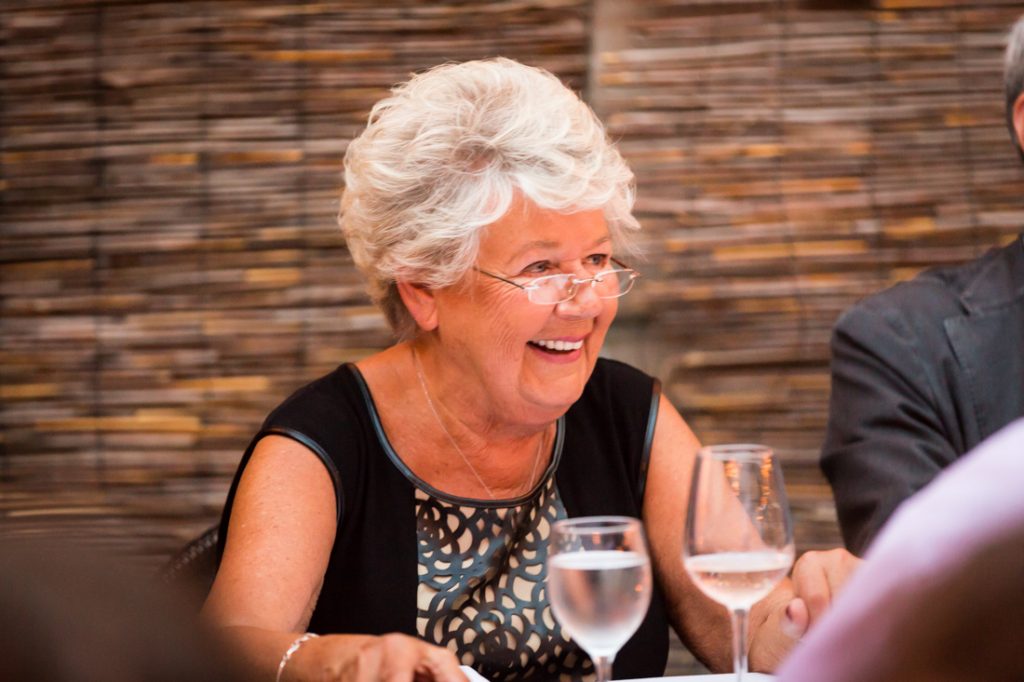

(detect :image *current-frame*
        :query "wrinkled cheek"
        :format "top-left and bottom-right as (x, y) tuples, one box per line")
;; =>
(492, 324), (526, 359)
(589, 301), (617, 345)
(487, 296), (542, 358)
(602, 297), (619, 323)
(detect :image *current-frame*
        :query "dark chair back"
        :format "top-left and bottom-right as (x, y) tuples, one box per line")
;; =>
(159, 525), (220, 611)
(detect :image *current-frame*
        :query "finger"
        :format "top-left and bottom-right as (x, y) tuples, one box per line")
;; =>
(826, 549), (861, 594)
(353, 639), (385, 682)
(378, 634), (426, 682)
(415, 642), (466, 682)
(791, 555), (831, 624)
(781, 597), (809, 640)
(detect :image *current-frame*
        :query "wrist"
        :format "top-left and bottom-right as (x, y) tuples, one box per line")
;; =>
(277, 632), (319, 682)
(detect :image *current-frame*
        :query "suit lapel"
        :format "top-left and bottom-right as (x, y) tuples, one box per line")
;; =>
(944, 236), (1024, 445)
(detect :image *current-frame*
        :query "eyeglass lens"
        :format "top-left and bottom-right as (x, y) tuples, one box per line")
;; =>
(530, 269), (634, 304)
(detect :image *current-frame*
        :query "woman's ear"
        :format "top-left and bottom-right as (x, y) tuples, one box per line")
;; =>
(1014, 93), (1024, 153)
(396, 280), (439, 332)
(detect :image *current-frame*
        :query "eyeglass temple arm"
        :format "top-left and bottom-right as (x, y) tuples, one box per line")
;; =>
(473, 267), (529, 290)
(609, 257), (640, 280)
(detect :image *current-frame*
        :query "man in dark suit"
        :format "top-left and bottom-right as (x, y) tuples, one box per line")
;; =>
(821, 15), (1024, 556)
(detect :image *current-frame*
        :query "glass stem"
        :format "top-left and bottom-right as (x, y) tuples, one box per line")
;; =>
(730, 608), (749, 682)
(593, 654), (614, 682)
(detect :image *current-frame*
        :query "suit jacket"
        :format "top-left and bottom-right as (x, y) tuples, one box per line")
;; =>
(821, 234), (1024, 555)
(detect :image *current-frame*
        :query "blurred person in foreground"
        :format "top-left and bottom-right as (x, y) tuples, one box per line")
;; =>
(821, 15), (1024, 556)
(201, 57), (857, 681)
(779, 418), (1024, 682)
(0, 541), (245, 682)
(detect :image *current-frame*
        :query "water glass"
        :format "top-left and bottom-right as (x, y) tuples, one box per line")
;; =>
(547, 516), (653, 682)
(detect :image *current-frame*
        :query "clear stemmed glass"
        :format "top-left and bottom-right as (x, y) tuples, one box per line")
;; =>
(683, 444), (795, 682)
(547, 516), (653, 682)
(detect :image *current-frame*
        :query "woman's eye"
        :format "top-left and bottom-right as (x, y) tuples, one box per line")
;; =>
(585, 254), (611, 268)
(520, 261), (552, 276)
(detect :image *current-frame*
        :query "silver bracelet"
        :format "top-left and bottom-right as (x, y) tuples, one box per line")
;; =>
(276, 632), (319, 682)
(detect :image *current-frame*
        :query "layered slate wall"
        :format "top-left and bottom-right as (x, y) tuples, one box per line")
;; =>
(3, 4), (1024, 670)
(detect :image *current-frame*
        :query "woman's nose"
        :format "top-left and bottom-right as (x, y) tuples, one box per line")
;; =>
(554, 278), (603, 319)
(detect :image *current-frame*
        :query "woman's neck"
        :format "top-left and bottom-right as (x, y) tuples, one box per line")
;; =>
(355, 343), (556, 499)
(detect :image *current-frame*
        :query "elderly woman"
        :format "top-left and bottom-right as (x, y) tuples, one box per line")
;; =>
(203, 58), (856, 681)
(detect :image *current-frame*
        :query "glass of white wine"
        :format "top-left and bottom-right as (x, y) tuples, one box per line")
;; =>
(547, 516), (653, 682)
(683, 444), (794, 682)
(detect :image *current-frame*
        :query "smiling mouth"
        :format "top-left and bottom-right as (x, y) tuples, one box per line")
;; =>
(528, 339), (584, 354)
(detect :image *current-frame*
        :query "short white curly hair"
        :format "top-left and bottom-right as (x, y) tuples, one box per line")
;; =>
(1006, 15), (1024, 159)
(338, 57), (641, 338)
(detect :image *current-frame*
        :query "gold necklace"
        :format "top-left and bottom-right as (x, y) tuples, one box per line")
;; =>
(411, 346), (545, 500)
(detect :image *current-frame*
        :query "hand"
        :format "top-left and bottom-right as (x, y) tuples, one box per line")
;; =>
(748, 548), (861, 671)
(285, 633), (468, 682)
(785, 548), (861, 635)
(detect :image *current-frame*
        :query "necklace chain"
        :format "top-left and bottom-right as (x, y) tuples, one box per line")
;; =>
(411, 346), (544, 500)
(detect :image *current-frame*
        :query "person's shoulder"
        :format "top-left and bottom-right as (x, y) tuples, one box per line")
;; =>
(576, 358), (659, 415)
(921, 239), (1019, 296)
(265, 364), (361, 425)
(834, 254), (985, 337)
(588, 357), (656, 389)
(863, 266), (967, 316)
(845, 238), (1020, 332)
(831, 285), (949, 351)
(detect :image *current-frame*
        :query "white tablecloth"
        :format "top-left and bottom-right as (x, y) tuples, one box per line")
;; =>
(462, 666), (774, 681)
(622, 671), (774, 675)
(461, 669), (773, 681)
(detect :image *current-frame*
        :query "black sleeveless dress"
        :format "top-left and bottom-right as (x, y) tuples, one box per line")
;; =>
(217, 358), (670, 680)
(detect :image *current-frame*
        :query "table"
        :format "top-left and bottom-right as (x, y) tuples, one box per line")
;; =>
(622, 671), (774, 675)
(461, 666), (775, 681)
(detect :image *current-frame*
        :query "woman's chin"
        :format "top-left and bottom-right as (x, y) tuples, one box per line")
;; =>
(519, 369), (592, 417)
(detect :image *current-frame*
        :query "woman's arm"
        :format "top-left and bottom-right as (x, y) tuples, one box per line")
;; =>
(202, 435), (464, 681)
(643, 395), (860, 672)
(642, 394), (733, 671)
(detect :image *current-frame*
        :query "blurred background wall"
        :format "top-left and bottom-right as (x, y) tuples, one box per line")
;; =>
(3, 0), (1024, 668)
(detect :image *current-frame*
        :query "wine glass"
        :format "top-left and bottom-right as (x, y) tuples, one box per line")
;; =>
(547, 516), (653, 682)
(683, 444), (795, 682)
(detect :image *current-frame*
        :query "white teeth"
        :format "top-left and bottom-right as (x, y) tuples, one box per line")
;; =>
(533, 339), (583, 352)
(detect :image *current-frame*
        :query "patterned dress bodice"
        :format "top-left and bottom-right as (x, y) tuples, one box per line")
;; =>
(414, 469), (593, 680)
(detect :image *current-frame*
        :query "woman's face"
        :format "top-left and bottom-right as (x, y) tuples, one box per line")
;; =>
(430, 199), (620, 426)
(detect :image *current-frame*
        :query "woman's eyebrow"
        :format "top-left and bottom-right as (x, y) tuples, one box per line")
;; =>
(503, 235), (612, 267)
(503, 240), (560, 266)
